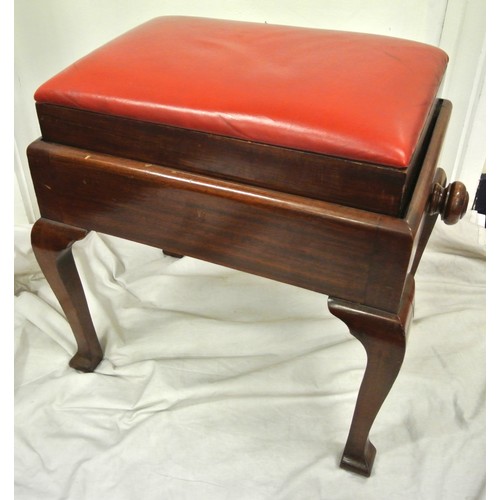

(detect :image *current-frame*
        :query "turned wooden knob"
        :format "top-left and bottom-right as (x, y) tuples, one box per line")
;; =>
(428, 168), (469, 225)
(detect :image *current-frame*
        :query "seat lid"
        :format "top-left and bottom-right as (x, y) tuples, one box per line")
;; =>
(35, 16), (448, 168)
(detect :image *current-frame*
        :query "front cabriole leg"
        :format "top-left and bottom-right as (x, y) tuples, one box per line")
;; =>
(31, 218), (103, 372)
(328, 277), (414, 477)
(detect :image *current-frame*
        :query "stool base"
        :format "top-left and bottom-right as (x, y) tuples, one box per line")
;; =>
(31, 215), (414, 476)
(26, 97), (463, 476)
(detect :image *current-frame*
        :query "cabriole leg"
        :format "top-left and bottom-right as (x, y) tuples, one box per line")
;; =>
(31, 218), (103, 372)
(328, 278), (414, 476)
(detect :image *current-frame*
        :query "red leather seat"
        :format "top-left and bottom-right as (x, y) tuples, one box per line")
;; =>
(35, 16), (448, 168)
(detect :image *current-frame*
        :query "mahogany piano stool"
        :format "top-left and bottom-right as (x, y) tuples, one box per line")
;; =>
(27, 17), (469, 477)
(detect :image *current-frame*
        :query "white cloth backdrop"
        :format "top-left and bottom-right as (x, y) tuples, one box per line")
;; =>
(14, 215), (485, 499)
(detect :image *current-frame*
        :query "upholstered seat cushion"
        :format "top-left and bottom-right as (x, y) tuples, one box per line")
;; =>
(35, 16), (447, 168)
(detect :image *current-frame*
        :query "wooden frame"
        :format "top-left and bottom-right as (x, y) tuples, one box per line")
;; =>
(35, 100), (438, 217)
(27, 98), (468, 476)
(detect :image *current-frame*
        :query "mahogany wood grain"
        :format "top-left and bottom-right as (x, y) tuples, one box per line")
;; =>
(28, 140), (413, 313)
(328, 276), (414, 477)
(31, 218), (102, 372)
(404, 100), (452, 232)
(36, 102), (436, 217)
(409, 168), (447, 276)
(27, 100), (455, 315)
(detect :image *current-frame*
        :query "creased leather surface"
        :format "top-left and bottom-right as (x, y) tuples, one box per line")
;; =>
(14, 218), (485, 499)
(35, 17), (448, 167)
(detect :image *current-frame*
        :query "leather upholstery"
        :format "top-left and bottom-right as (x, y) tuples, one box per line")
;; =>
(35, 16), (448, 168)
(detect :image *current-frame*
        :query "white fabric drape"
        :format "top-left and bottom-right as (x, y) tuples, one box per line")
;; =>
(14, 217), (485, 499)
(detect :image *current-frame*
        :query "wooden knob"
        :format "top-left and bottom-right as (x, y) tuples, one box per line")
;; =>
(427, 168), (469, 225)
